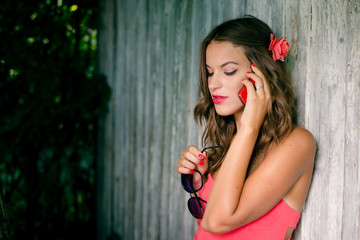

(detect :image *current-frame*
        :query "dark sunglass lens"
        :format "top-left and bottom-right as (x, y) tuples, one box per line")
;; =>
(181, 173), (194, 193)
(181, 171), (203, 193)
(188, 197), (207, 219)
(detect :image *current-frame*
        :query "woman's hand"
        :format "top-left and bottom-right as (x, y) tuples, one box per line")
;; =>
(176, 145), (209, 187)
(239, 64), (271, 131)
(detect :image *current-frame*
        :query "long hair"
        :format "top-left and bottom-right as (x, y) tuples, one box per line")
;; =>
(194, 15), (296, 176)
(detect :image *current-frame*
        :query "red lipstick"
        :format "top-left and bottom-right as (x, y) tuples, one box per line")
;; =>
(212, 95), (228, 104)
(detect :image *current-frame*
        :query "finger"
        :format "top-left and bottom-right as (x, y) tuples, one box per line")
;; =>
(246, 73), (262, 91)
(184, 146), (206, 164)
(247, 75), (265, 97)
(177, 166), (195, 174)
(241, 79), (257, 98)
(182, 151), (204, 167)
(246, 73), (264, 94)
(245, 73), (262, 88)
(250, 64), (270, 94)
(177, 157), (197, 171)
(188, 145), (206, 160)
(249, 66), (271, 105)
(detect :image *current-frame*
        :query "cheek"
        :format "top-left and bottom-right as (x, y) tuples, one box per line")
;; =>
(232, 71), (249, 85)
(238, 71), (248, 80)
(230, 79), (245, 95)
(232, 71), (251, 92)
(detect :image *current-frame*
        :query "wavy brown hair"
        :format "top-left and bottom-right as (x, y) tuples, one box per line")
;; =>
(194, 16), (296, 177)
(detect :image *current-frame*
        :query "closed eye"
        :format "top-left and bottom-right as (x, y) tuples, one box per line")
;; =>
(225, 70), (237, 76)
(207, 72), (214, 77)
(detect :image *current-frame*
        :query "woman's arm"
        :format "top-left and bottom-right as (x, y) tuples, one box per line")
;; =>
(201, 127), (315, 234)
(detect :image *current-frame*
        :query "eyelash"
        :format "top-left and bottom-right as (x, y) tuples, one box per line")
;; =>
(225, 70), (237, 76)
(207, 70), (237, 77)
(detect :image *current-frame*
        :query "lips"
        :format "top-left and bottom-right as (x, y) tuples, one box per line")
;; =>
(212, 95), (228, 104)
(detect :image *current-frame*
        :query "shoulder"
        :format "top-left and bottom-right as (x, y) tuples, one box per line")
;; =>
(274, 126), (316, 166)
(265, 127), (316, 166)
(285, 127), (316, 152)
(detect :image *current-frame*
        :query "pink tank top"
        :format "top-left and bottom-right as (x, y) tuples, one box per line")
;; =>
(193, 174), (300, 240)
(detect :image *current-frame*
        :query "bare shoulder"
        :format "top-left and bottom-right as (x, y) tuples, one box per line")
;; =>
(276, 126), (316, 166)
(286, 127), (316, 152)
(266, 127), (316, 166)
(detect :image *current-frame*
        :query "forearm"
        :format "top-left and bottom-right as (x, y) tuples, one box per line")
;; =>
(201, 127), (259, 231)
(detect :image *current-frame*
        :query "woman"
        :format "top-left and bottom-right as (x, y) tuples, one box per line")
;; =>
(176, 16), (315, 240)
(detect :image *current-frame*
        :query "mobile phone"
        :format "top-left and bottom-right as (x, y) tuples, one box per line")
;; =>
(238, 78), (256, 105)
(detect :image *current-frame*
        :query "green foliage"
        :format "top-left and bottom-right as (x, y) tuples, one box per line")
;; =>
(0, 0), (110, 239)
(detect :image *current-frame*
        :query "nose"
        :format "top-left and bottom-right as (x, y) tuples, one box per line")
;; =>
(208, 73), (222, 92)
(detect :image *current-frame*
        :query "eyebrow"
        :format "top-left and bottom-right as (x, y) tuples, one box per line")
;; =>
(206, 61), (239, 69)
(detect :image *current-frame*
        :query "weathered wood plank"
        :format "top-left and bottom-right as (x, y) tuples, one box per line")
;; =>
(342, 1), (360, 239)
(299, 1), (347, 239)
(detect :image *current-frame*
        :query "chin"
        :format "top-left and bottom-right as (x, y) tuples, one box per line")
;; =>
(214, 109), (236, 117)
(214, 105), (244, 117)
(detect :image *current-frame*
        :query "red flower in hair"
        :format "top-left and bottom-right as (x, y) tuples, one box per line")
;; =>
(268, 33), (289, 61)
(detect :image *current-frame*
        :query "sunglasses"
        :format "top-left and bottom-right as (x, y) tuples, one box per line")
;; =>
(181, 145), (223, 219)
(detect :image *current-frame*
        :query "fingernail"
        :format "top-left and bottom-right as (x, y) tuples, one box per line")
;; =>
(198, 154), (204, 159)
(241, 79), (244, 81)
(190, 170), (194, 173)
(252, 63), (256, 68)
(199, 161), (204, 166)
(246, 72), (251, 74)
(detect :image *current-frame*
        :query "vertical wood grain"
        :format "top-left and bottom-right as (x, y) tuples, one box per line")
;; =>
(294, 0), (347, 239)
(342, 1), (360, 239)
(97, 0), (360, 239)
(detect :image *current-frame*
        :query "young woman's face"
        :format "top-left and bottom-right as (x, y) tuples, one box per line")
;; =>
(206, 41), (252, 116)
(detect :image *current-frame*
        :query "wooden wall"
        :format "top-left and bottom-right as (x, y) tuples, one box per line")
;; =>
(97, 0), (360, 239)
